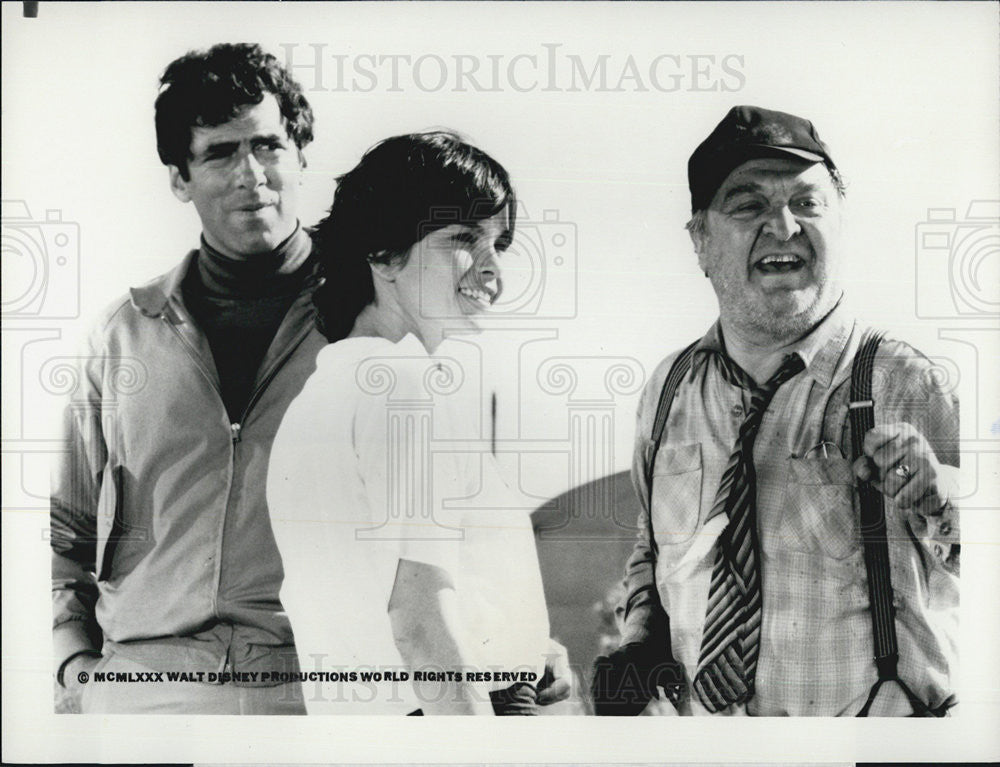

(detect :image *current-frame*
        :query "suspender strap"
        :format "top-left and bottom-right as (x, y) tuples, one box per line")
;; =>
(645, 341), (699, 497)
(850, 328), (945, 717)
(849, 329), (898, 674)
(644, 341), (699, 556)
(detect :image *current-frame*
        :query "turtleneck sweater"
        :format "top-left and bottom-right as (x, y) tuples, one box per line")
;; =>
(182, 225), (316, 422)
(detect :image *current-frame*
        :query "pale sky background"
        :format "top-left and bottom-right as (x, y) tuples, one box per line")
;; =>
(2, 1), (999, 762)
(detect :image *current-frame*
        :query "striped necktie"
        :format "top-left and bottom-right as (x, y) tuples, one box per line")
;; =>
(693, 352), (805, 712)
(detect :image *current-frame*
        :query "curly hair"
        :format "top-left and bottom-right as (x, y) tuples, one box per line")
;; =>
(155, 43), (314, 179)
(312, 131), (516, 342)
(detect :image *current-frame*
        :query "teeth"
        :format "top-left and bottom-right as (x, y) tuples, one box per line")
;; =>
(459, 287), (491, 304)
(760, 254), (802, 265)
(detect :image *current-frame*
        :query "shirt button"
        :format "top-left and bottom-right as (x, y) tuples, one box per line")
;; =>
(731, 404), (744, 417)
(939, 521), (952, 537)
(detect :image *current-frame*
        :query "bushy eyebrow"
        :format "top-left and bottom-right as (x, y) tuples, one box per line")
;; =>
(720, 183), (764, 203)
(194, 133), (287, 159)
(249, 132), (287, 145)
(196, 140), (240, 158)
(721, 179), (829, 204)
(790, 182), (827, 195)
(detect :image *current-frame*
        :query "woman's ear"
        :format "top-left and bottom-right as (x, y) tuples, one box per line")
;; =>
(368, 252), (403, 284)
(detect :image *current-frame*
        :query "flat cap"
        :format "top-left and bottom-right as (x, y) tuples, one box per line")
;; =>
(688, 105), (836, 212)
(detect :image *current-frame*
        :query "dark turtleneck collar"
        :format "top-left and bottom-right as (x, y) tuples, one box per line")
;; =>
(195, 224), (314, 300)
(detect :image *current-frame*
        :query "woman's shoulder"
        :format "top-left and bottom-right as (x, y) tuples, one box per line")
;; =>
(313, 334), (420, 374)
(313, 333), (441, 401)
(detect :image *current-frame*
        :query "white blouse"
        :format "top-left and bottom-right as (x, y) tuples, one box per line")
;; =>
(267, 334), (551, 714)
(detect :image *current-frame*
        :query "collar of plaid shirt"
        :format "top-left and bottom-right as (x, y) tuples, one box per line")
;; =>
(689, 296), (851, 390)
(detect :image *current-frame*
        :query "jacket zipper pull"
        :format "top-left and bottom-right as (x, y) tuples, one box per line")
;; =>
(231, 423), (242, 444)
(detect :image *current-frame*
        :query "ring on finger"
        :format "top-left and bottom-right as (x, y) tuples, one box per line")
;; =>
(893, 464), (912, 481)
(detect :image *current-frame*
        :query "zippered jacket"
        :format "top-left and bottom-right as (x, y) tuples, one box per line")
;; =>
(51, 248), (328, 683)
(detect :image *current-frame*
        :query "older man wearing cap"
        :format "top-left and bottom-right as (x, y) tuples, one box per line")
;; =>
(592, 106), (959, 716)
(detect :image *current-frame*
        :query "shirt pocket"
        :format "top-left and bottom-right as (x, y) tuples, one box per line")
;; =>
(779, 456), (859, 561)
(650, 443), (703, 549)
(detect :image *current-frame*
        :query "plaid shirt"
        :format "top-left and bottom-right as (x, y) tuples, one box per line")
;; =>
(624, 302), (959, 716)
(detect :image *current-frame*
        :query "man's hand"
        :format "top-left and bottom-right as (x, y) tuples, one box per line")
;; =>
(537, 639), (572, 705)
(852, 422), (953, 513)
(591, 642), (685, 715)
(57, 652), (101, 712)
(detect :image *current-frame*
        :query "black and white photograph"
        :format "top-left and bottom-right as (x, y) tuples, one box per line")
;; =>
(2, 0), (998, 763)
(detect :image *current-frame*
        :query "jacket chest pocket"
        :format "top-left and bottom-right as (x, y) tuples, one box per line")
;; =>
(779, 456), (859, 561)
(650, 443), (703, 549)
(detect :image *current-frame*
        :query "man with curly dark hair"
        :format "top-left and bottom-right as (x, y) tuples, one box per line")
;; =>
(50, 43), (327, 714)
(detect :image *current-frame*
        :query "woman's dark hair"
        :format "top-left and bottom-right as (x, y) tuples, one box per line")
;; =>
(312, 131), (517, 341)
(155, 43), (314, 179)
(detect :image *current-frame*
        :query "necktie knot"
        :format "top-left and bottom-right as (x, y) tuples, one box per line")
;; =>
(747, 354), (805, 420)
(766, 353), (806, 389)
(715, 351), (806, 398)
(758, 353), (804, 392)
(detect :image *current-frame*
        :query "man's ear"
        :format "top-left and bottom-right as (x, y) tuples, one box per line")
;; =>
(168, 166), (192, 203)
(688, 223), (709, 276)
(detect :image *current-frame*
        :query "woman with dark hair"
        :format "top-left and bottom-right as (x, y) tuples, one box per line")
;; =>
(267, 132), (561, 715)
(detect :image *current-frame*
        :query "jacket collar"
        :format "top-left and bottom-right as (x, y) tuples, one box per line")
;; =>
(128, 229), (322, 325)
(128, 250), (198, 323)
